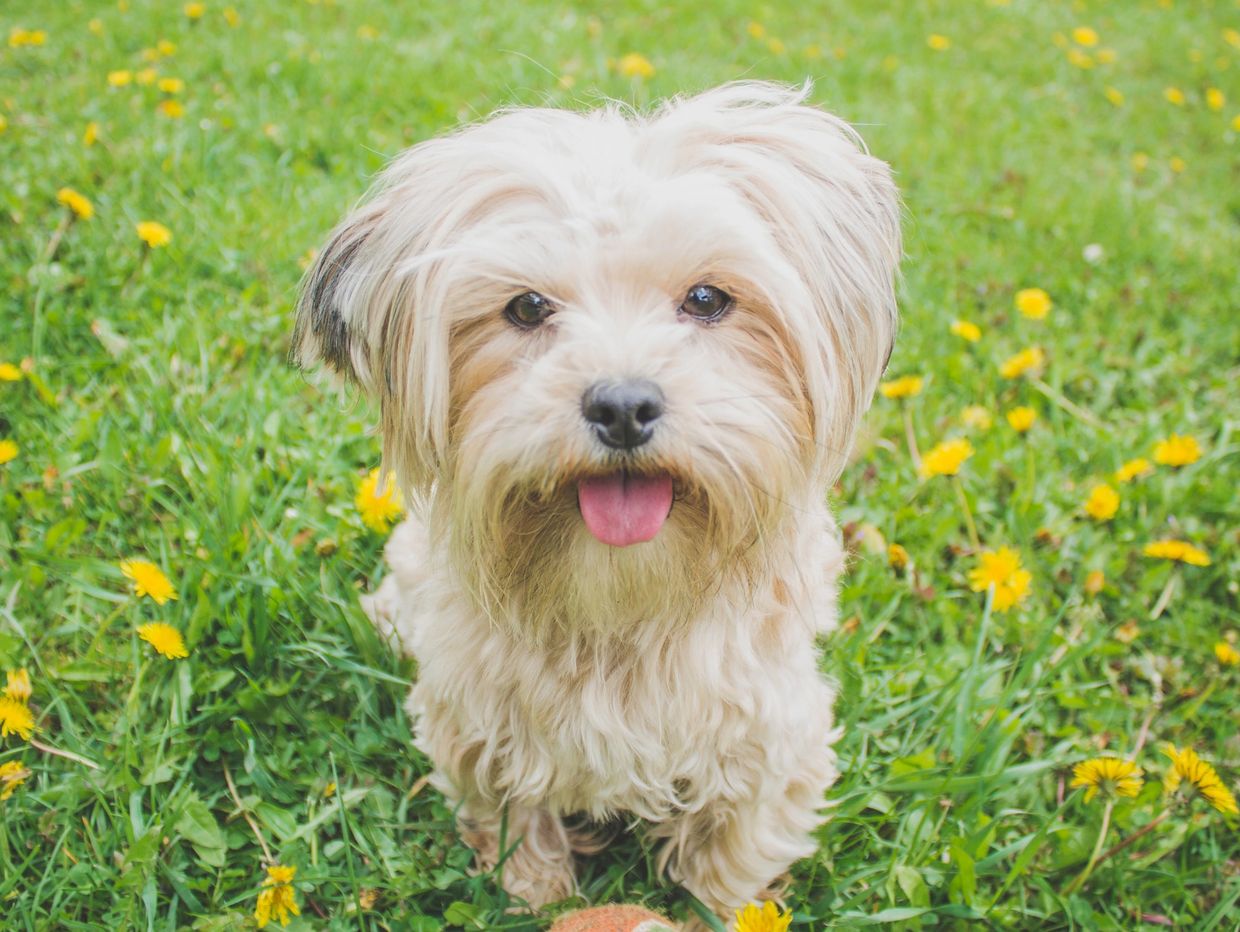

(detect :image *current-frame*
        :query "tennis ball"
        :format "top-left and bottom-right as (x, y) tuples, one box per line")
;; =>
(549, 905), (679, 931)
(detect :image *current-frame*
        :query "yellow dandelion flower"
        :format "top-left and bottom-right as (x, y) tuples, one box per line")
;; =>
(0, 114), (6, 135)
(968, 547), (1032, 613)
(961, 406), (992, 430)
(84, 121), (100, 145)
(157, 39), (177, 56)
(89, 17), (103, 34)
(1169, 156), (1186, 174)
(0, 760), (30, 800)
(950, 319), (981, 342)
(0, 698), (34, 740)
(1067, 48), (1094, 69)
(735, 901), (792, 932)
(255, 865), (300, 929)
(184, 2), (206, 19)
(136, 221), (172, 248)
(1083, 483), (1119, 521)
(1226, 28), (1240, 50)
(120, 559), (178, 604)
(157, 77), (184, 94)
(223, 7), (240, 27)
(927, 34), (951, 51)
(137, 623), (189, 660)
(1132, 152), (1149, 172)
(1152, 433), (1201, 466)
(766, 37), (786, 56)
(356, 24), (379, 40)
(1215, 642), (1240, 666)
(918, 438), (974, 478)
(136, 67), (157, 86)
(56, 187), (94, 220)
(616, 52), (655, 79)
(1114, 457), (1152, 483)
(1006, 406), (1037, 433)
(1104, 86), (1125, 107)
(4, 669), (31, 704)
(157, 99), (185, 119)
(356, 468), (404, 533)
(8, 28), (48, 48)
(0, 440), (18, 466)
(1233, 115), (1240, 132)
(1072, 26), (1099, 47)
(879, 375), (923, 399)
(1143, 539), (1210, 567)
(0, 363), (22, 381)
(1207, 88), (1225, 112)
(1015, 287), (1052, 320)
(1164, 86), (1185, 106)
(1084, 569), (1106, 595)
(1070, 757), (1143, 803)
(887, 543), (909, 570)
(1163, 745), (1239, 815)
(746, 22), (766, 39)
(1000, 346), (1045, 379)
(107, 69), (132, 87)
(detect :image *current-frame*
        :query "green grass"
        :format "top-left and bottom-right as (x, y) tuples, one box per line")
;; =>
(2, 0), (1238, 928)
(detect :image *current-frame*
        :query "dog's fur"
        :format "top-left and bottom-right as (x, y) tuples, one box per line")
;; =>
(294, 82), (899, 924)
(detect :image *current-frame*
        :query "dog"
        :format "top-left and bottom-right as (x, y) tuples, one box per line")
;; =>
(293, 81), (900, 926)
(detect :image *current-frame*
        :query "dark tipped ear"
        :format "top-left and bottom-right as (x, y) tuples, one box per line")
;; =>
(291, 211), (378, 384)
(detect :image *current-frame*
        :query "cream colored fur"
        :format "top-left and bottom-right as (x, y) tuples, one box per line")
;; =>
(295, 81), (900, 926)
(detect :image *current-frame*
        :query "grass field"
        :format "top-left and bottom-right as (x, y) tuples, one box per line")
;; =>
(3, 0), (1239, 928)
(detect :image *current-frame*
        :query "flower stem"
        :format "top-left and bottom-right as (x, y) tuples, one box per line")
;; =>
(902, 405), (922, 472)
(954, 476), (981, 552)
(1064, 799), (1113, 896)
(1149, 569), (1179, 620)
(223, 760), (275, 863)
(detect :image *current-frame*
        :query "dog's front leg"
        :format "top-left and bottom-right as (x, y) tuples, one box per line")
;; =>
(454, 796), (578, 910)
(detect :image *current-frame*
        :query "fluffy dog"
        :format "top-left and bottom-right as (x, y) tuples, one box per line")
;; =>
(293, 81), (899, 925)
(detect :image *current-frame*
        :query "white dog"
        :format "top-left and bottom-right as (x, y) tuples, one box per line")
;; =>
(294, 81), (899, 925)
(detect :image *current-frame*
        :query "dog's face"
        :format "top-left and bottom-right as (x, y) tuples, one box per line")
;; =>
(296, 83), (899, 626)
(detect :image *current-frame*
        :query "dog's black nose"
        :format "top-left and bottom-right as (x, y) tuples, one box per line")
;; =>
(582, 380), (664, 451)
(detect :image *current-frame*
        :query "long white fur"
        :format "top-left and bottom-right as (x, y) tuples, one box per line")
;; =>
(295, 81), (900, 927)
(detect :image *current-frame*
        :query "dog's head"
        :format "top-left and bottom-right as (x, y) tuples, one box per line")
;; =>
(295, 82), (899, 626)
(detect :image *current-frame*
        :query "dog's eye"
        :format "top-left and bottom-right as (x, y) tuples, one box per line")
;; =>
(504, 291), (555, 328)
(679, 284), (732, 322)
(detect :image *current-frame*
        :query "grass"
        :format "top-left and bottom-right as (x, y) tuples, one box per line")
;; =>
(2, 0), (1238, 928)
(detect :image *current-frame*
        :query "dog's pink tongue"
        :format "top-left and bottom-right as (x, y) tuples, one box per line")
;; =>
(578, 473), (673, 547)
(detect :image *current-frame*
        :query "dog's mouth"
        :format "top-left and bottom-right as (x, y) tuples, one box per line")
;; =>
(576, 471), (674, 547)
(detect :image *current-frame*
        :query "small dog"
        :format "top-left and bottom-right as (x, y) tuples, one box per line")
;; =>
(294, 81), (899, 925)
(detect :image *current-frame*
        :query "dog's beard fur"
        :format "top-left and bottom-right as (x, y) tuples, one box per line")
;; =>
(294, 81), (899, 922)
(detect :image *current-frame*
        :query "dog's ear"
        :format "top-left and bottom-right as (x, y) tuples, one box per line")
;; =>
(657, 81), (902, 481)
(292, 150), (454, 492)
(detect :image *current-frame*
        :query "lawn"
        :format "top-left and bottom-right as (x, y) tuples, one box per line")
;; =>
(2, 0), (1239, 929)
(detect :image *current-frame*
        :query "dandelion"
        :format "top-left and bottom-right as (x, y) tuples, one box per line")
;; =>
(1015, 287), (1052, 320)
(1207, 88), (1225, 111)
(1084, 569), (1105, 595)
(0, 698), (34, 740)
(157, 39), (177, 56)
(137, 623), (189, 660)
(999, 346), (1045, 379)
(616, 52), (655, 78)
(766, 38), (786, 55)
(89, 17), (104, 34)
(4, 669), (31, 704)
(8, 28), (47, 48)
(1104, 86), (1125, 107)
(0, 440), (17, 465)
(120, 559), (178, 604)
(357, 468), (403, 532)
(961, 406), (992, 430)
(157, 77), (184, 94)
(1163, 745), (1239, 815)
(1070, 758), (1144, 803)
(1215, 642), (1240, 666)
(735, 901), (792, 932)
(0, 114), (6, 134)
(136, 67), (157, 85)
(1169, 156), (1186, 174)
(888, 543), (909, 570)
(56, 187), (94, 220)
(255, 865), (301, 929)
(0, 363), (21, 381)
(879, 375), (923, 399)
(84, 121), (100, 145)
(136, 221), (172, 248)
(1233, 115), (1240, 132)
(157, 99), (185, 119)
(1006, 406), (1037, 433)
(1152, 433), (1201, 466)
(1132, 152), (1149, 172)
(356, 24), (379, 40)
(107, 69), (133, 87)
(1114, 457), (1152, 483)
(968, 547), (1032, 612)
(1226, 28), (1240, 49)
(223, 7), (240, 27)
(1143, 539), (1210, 567)
(1164, 87), (1185, 106)
(184, 2), (206, 19)
(747, 22), (766, 39)
(927, 34), (951, 51)
(918, 438), (974, 478)
(1096, 48), (1117, 64)
(1072, 26), (1099, 47)
(1083, 483), (1119, 521)
(0, 760), (29, 800)
(1067, 49), (1094, 69)
(950, 319), (981, 342)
